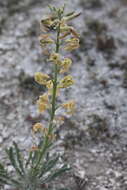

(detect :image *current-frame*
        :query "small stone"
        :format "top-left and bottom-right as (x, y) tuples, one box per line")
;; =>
(96, 35), (116, 51)
(0, 136), (3, 143)
(99, 187), (108, 190)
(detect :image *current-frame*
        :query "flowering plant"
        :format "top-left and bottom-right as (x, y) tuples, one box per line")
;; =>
(0, 5), (80, 190)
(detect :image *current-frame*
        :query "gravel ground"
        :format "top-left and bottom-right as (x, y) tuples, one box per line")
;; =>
(0, 0), (127, 189)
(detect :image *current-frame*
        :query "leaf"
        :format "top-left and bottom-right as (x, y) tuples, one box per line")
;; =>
(0, 164), (7, 176)
(48, 5), (54, 12)
(6, 147), (23, 177)
(9, 178), (21, 187)
(60, 4), (66, 14)
(65, 12), (75, 17)
(39, 155), (59, 177)
(0, 164), (4, 171)
(32, 150), (40, 166)
(0, 165), (21, 187)
(0, 177), (10, 185)
(25, 151), (33, 168)
(31, 139), (44, 166)
(13, 142), (25, 174)
(42, 165), (70, 183)
(0, 164), (12, 185)
(0, 174), (20, 186)
(48, 5), (57, 12)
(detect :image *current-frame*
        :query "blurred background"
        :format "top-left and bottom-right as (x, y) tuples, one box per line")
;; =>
(0, 0), (127, 189)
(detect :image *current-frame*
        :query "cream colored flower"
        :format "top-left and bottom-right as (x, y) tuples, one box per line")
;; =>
(34, 72), (50, 85)
(41, 15), (59, 31)
(53, 116), (65, 125)
(59, 75), (74, 88)
(49, 53), (62, 65)
(62, 100), (76, 115)
(39, 34), (54, 47)
(39, 93), (49, 104)
(41, 17), (53, 27)
(41, 17), (54, 30)
(60, 19), (79, 39)
(70, 28), (80, 38)
(60, 58), (72, 73)
(37, 102), (47, 113)
(37, 93), (49, 113)
(60, 19), (70, 33)
(33, 123), (44, 133)
(64, 37), (80, 51)
(46, 80), (53, 89)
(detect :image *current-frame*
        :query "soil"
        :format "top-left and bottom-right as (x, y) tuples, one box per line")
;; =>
(0, 0), (127, 189)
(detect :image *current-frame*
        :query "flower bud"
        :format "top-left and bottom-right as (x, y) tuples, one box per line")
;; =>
(59, 75), (74, 88)
(37, 93), (49, 113)
(49, 53), (62, 65)
(39, 34), (54, 47)
(64, 37), (80, 51)
(34, 72), (50, 85)
(33, 123), (44, 133)
(62, 100), (76, 115)
(60, 58), (72, 73)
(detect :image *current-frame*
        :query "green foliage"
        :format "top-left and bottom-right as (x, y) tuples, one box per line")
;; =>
(0, 142), (70, 190)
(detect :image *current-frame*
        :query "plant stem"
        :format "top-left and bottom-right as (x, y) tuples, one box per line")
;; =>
(50, 16), (61, 122)
(33, 13), (61, 171)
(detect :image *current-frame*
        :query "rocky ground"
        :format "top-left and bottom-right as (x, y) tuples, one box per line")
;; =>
(0, 0), (127, 189)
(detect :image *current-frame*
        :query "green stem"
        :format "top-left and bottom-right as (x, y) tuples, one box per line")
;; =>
(33, 13), (61, 171)
(50, 18), (61, 122)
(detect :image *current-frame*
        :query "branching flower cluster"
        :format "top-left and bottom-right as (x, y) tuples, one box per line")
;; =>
(0, 5), (80, 190)
(33, 5), (80, 149)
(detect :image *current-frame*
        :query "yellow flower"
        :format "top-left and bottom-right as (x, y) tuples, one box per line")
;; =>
(46, 80), (53, 89)
(33, 122), (44, 133)
(41, 16), (59, 31)
(34, 72), (50, 85)
(60, 20), (79, 39)
(39, 34), (54, 47)
(59, 75), (74, 88)
(59, 32), (70, 39)
(50, 52), (60, 61)
(70, 28), (80, 38)
(60, 58), (72, 73)
(60, 19), (70, 33)
(64, 37), (80, 51)
(46, 80), (53, 96)
(54, 116), (65, 125)
(49, 53), (62, 65)
(62, 100), (76, 115)
(39, 93), (49, 104)
(37, 93), (49, 113)
(37, 102), (47, 113)
(41, 17), (53, 27)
